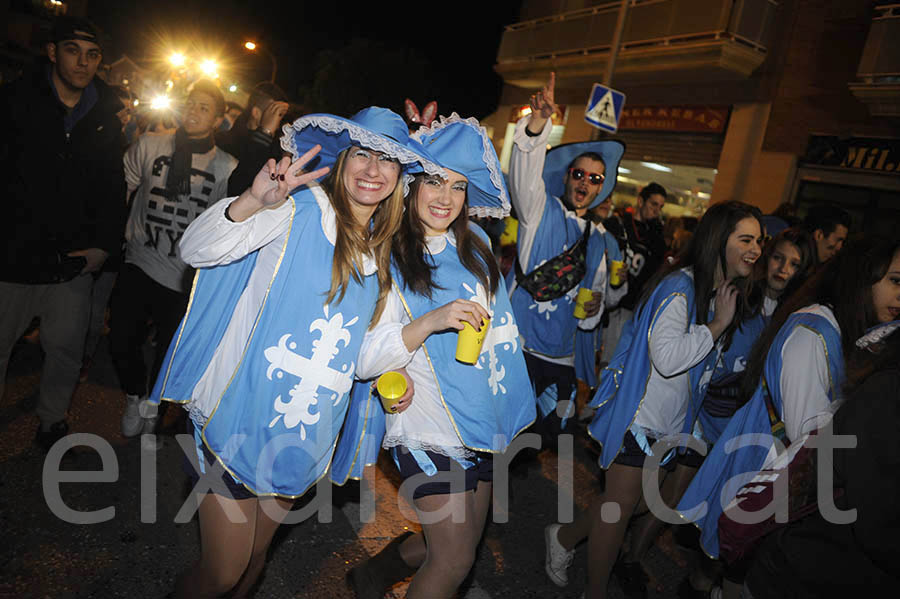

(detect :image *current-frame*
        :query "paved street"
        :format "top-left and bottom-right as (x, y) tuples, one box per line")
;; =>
(1, 335), (699, 599)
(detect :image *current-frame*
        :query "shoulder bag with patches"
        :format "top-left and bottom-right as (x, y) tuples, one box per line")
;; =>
(514, 223), (591, 301)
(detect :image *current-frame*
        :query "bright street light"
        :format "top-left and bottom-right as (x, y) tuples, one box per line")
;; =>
(150, 95), (171, 110)
(169, 52), (185, 67)
(242, 40), (277, 83)
(228, 84), (238, 92)
(200, 59), (218, 77)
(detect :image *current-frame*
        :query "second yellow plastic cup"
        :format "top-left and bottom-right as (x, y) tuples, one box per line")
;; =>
(573, 287), (595, 319)
(609, 259), (626, 287)
(376, 371), (407, 412)
(455, 316), (490, 364)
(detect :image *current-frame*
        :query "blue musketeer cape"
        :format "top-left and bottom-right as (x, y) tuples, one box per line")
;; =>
(696, 311), (768, 446)
(677, 305), (844, 557)
(587, 268), (719, 468)
(150, 187), (379, 498)
(331, 225), (537, 483)
(508, 198), (616, 361)
(575, 226), (624, 389)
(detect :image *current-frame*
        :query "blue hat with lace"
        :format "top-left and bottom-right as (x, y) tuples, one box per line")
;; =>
(542, 140), (625, 210)
(410, 113), (510, 219)
(280, 107), (445, 194)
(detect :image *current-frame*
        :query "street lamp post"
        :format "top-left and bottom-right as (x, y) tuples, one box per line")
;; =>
(243, 41), (277, 83)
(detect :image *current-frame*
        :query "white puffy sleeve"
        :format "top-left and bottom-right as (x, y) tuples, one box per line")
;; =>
(648, 295), (715, 377)
(778, 326), (835, 441)
(178, 197), (293, 267)
(509, 117), (553, 271)
(355, 288), (416, 380)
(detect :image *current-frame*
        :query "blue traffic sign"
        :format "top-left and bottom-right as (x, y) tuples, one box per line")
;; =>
(584, 83), (626, 133)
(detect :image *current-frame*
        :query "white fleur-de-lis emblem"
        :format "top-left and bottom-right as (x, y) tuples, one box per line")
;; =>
(529, 299), (558, 320)
(263, 304), (357, 440)
(462, 282), (519, 396)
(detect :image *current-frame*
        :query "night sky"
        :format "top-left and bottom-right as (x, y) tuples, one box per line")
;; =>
(88, 0), (524, 119)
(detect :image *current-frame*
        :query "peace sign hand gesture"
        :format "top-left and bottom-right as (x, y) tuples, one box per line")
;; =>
(229, 145), (330, 221)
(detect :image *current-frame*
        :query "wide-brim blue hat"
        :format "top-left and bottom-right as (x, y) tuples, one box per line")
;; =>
(280, 107), (445, 193)
(410, 114), (510, 219)
(542, 140), (625, 210)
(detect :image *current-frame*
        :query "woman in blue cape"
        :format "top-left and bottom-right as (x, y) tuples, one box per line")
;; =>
(671, 228), (816, 596)
(147, 107), (441, 598)
(544, 201), (764, 598)
(676, 236), (900, 595)
(695, 228), (817, 445)
(745, 319), (900, 597)
(338, 114), (535, 599)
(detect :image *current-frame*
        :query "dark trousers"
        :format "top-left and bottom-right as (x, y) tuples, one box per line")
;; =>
(524, 351), (577, 439)
(109, 264), (188, 397)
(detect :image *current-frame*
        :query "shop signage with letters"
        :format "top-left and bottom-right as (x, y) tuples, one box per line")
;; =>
(618, 106), (728, 133)
(803, 136), (900, 175)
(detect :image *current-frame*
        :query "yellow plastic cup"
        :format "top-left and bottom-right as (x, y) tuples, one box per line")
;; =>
(376, 371), (407, 412)
(609, 259), (626, 287)
(573, 287), (595, 319)
(499, 217), (519, 246)
(455, 316), (491, 364)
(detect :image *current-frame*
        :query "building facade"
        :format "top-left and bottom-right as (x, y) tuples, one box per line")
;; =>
(484, 0), (900, 233)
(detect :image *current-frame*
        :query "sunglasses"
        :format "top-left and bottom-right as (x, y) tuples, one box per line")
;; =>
(568, 167), (605, 185)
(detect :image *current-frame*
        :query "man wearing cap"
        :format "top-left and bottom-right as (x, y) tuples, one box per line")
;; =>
(508, 72), (627, 438)
(0, 16), (127, 449)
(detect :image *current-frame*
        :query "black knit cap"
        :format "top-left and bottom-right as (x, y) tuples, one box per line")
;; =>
(51, 16), (103, 50)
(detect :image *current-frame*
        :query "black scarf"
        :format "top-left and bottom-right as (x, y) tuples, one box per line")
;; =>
(165, 127), (215, 198)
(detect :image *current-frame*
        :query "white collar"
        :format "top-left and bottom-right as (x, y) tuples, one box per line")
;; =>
(424, 230), (456, 255)
(308, 184), (377, 276)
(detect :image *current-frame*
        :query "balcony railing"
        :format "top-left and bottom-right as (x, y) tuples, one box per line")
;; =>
(850, 4), (900, 117)
(497, 0), (778, 75)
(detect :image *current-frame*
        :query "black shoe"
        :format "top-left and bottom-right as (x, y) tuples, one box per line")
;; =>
(613, 559), (648, 599)
(347, 531), (415, 599)
(34, 420), (69, 451)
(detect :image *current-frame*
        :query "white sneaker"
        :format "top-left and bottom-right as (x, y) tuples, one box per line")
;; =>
(544, 523), (574, 587)
(121, 394), (144, 438)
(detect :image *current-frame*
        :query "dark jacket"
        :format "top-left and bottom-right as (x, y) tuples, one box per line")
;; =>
(219, 112), (281, 197)
(603, 212), (667, 310)
(0, 64), (127, 283)
(746, 367), (900, 597)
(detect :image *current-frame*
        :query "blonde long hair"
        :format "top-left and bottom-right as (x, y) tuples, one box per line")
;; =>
(321, 148), (405, 328)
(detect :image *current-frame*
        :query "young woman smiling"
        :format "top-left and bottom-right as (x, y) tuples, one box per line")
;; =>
(341, 115), (535, 599)
(543, 201), (764, 599)
(146, 107), (442, 599)
(677, 236), (900, 596)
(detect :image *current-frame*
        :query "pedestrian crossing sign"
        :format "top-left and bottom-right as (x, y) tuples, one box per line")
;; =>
(584, 83), (626, 133)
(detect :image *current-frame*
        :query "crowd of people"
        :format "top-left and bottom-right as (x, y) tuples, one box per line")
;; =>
(1, 16), (898, 599)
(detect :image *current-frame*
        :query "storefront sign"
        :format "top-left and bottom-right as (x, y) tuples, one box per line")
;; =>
(803, 136), (900, 175)
(618, 106), (728, 133)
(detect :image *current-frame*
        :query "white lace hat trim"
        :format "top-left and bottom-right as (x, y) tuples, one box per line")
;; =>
(280, 115), (445, 176)
(411, 112), (510, 219)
